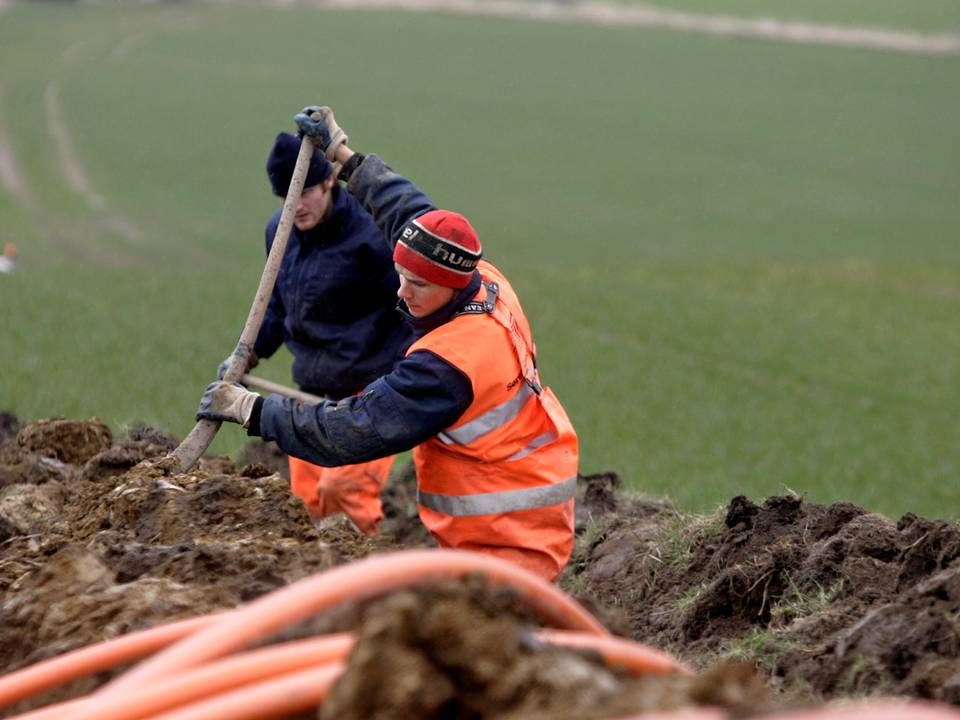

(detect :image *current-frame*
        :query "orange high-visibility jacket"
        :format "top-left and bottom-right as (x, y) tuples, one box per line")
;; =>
(409, 260), (578, 582)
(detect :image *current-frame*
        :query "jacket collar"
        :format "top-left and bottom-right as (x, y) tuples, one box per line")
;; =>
(398, 271), (482, 337)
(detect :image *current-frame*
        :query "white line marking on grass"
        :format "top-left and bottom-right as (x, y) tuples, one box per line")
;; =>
(317, 0), (960, 55)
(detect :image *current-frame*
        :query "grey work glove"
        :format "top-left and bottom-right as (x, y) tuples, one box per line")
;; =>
(216, 350), (259, 381)
(196, 381), (260, 428)
(294, 105), (348, 162)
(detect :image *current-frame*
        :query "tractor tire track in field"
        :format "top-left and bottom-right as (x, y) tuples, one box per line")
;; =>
(0, 13), (146, 266)
(0, 78), (142, 268)
(0, 138), (25, 203)
(43, 82), (143, 245)
(44, 80), (145, 251)
(1, 82), (122, 267)
(0, 92), (32, 207)
(319, 0), (960, 56)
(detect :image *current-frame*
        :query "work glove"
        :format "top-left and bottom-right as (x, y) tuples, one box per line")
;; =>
(294, 105), (348, 162)
(216, 350), (259, 381)
(196, 381), (260, 428)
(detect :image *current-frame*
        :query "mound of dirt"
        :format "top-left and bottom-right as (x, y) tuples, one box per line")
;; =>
(0, 416), (378, 708)
(1, 413), (958, 717)
(566, 486), (960, 705)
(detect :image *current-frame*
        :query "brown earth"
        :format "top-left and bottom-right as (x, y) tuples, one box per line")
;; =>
(1, 414), (958, 717)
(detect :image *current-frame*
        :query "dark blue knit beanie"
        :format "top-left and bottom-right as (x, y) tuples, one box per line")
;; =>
(266, 132), (333, 197)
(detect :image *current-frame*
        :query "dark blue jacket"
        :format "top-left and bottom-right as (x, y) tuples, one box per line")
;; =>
(255, 185), (412, 400)
(250, 154), (477, 465)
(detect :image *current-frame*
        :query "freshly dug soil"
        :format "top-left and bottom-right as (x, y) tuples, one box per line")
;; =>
(1, 414), (958, 718)
(566, 479), (960, 706)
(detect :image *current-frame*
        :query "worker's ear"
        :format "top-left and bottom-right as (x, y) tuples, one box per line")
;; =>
(323, 173), (337, 192)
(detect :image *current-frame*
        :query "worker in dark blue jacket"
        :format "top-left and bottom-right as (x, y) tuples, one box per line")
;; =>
(224, 132), (412, 532)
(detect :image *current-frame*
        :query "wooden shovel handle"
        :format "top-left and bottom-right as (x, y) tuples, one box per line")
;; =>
(240, 374), (323, 404)
(170, 136), (316, 472)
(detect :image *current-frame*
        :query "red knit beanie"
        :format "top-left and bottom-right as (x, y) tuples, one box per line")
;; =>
(394, 210), (482, 289)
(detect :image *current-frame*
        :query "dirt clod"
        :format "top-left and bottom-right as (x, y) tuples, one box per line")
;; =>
(15, 417), (112, 464)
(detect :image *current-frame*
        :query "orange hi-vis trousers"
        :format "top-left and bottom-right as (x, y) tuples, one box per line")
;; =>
(288, 454), (395, 535)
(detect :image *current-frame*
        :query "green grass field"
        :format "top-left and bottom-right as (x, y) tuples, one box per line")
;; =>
(1, 2), (958, 519)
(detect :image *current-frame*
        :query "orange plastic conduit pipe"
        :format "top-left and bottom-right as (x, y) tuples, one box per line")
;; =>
(755, 700), (960, 719)
(141, 663), (344, 720)
(80, 629), (692, 720)
(52, 633), (353, 720)
(537, 629), (690, 675)
(612, 710), (728, 720)
(6, 696), (90, 720)
(101, 549), (610, 692)
(0, 610), (689, 716)
(7, 628), (690, 720)
(0, 614), (219, 710)
(6, 633), (348, 720)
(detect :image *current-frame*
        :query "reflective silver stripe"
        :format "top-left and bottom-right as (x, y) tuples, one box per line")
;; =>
(506, 431), (558, 462)
(441, 383), (535, 445)
(418, 476), (576, 517)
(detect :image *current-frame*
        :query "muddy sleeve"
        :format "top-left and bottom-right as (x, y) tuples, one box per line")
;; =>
(254, 350), (473, 466)
(346, 153), (436, 249)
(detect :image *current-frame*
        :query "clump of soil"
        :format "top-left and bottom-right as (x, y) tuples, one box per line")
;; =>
(238, 437), (289, 479)
(0, 411), (20, 445)
(0, 417), (375, 676)
(378, 456), (434, 548)
(13, 416), (112, 464)
(322, 580), (772, 720)
(2, 414), (959, 717)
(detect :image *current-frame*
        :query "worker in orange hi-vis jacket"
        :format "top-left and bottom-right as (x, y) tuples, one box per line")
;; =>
(199, 106), (578, 581)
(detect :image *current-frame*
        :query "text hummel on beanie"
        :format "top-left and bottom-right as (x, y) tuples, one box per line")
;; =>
(266, 132), (333, 197)
(394, 210), (482, 289)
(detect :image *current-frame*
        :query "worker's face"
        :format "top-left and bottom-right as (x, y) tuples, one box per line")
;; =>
(395, 264), (456, 318)
(288, 175), (336, 231)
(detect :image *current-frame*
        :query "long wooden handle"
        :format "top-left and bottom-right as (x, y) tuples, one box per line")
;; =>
(240, 374), (323, 404)
(170, 136), (316, 472)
